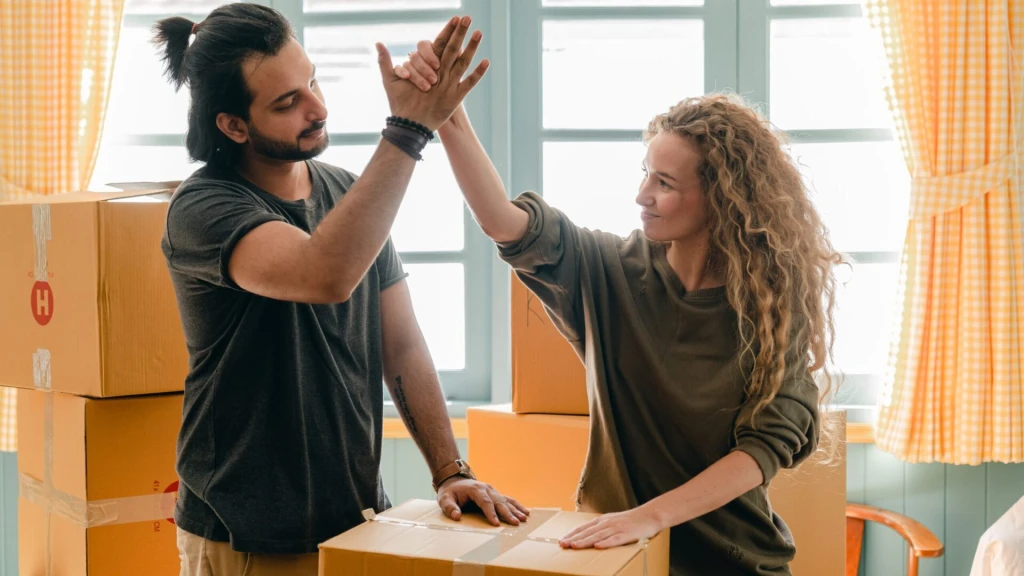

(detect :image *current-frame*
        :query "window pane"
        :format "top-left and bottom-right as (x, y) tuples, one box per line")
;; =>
(89, 146), (197, 189)
(770, 18), (891, 130)
(317, 144), (464, 252)
(832, 262), (901, 375)
(305, 23), (448, 134)
(125, 0), (221, 14)
(790, 141), (909, 253)
(543, 142), (647, 237)
(544, 0), (702, 5)
(404, 263), (465, 371)
(305, 0), (460, 11)
(543, 20), (703, 130)
(105, 28), (190, 135)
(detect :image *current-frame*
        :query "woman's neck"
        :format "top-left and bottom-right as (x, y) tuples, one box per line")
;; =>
(666, 233), (724, 292)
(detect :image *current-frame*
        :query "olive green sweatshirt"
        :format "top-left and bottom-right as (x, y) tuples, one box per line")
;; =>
(497, 192), (821, 576)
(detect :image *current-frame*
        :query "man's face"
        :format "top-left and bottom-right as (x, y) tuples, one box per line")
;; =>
(236, 38), (329, 161)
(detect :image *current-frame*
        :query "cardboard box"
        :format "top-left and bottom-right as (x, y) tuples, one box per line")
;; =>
(17, 388), (182, 575)
(0, 186), (188, 397)
(319, 498), (669, 575)
(467, 404), (847, 576)
(510, 273), (588, 415)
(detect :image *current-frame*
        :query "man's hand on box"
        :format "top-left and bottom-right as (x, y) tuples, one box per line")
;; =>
(437, 477), (530, 526)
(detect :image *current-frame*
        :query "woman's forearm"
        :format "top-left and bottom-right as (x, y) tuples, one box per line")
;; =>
(437, 106), (529, 244)
(643, 450), (764, 531)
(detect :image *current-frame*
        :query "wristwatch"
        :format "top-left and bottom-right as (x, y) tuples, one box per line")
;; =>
(432, 459), (476, 491)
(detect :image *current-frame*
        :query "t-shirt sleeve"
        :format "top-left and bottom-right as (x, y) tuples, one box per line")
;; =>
(162, 186), (286, 290)
(376, 236), (409, 291)
(730, 368), (821, 486)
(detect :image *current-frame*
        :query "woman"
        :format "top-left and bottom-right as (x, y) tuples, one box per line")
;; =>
(397, 25), (842, 575)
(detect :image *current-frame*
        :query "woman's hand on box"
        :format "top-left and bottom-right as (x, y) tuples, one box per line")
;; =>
(559, 507), (663, 550)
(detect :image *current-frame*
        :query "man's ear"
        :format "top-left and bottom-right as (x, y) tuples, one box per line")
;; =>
(216, 113), (249, 145)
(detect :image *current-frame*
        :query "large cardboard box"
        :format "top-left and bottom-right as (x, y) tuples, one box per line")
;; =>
(510, 274), (588, 415)
(467, 404), (847, 576)
(0, 186), (188, 397)
(17, 388), (182, 575)
(319, 498), (670, 575)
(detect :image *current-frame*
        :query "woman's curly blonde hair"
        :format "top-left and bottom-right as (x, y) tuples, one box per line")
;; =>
(644, 93), (844, 450)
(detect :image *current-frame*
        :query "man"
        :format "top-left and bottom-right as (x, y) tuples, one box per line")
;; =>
(153, 5), (526, 574)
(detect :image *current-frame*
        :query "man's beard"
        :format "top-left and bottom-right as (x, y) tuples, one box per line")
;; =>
(248, 120), (329, 161)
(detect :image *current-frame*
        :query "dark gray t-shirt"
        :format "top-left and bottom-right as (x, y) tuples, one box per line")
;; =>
(161, 160), (407, 555)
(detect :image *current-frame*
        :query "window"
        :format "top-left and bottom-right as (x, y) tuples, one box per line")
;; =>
(508, 0), (907, 412)
(96, 0), (906, 412)
(754, 1), (908, 410)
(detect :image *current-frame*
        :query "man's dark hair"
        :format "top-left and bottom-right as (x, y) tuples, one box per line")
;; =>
(153, 3), (294, 168)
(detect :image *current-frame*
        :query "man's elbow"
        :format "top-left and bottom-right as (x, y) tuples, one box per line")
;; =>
(322, 279), (354, 303)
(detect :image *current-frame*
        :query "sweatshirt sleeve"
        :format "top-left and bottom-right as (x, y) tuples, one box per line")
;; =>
(730, 369), (821, 486)
(497, 191), (595, 344)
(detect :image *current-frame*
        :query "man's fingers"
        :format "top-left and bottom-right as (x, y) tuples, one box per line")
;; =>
(376, 43), (396, 80)
(494, 500), (520, 526)
(432, 16), (460, 59)
(458, 59), (489, 98)
(408, 52), (437, 86)
(438, 492), (462, 520)
(451, 29), (483, 78)
(440, 15), (471, 70)
(469, 489), (500, 526)
(418, 40), (441, 70)
(506, 497), (529, 521)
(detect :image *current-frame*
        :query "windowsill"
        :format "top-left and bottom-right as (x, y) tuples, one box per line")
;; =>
(847, 422), (875, 444)
(383, 414), (877, 444)
(384, 418), (469, 439)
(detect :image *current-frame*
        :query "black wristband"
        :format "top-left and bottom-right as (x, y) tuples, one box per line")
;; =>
(386, 116), (434, 140)
(381, 125), (428, 161)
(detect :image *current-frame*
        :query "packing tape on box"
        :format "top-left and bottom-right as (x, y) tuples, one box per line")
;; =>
(361, 507), (654, 576)
(33, 204), (50, 281)
(19, 474), (179, 528)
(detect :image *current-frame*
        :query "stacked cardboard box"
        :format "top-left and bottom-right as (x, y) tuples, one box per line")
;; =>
(0, 186), (187, 575)
(509, 274), (588, 415)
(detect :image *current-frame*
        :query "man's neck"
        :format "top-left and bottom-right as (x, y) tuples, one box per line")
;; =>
(666, 233), (724, 293)
(236, 154), (312, 202)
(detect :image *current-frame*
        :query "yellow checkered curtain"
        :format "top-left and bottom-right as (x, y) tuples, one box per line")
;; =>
(0, 0), (126, 451)
(868, 0), (1024, 464)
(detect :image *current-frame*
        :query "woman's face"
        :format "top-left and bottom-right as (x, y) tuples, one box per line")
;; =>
(635, 131), (708, 244)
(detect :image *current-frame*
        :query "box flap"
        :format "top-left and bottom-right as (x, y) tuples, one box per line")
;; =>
(1, 185), (177, 206)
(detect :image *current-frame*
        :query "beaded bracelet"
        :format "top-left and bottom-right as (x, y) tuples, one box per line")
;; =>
(386, 116), (434, 140)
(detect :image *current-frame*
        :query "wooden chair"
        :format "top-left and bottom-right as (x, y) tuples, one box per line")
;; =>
(846, 503), (944, 576)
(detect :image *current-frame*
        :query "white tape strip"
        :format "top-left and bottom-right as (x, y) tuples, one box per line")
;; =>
(20, 474), (178, 529)
(32, 204), (50, 282)
(33, 349), (51, 391)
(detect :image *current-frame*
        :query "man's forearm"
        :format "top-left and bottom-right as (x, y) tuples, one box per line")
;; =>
(384, 341), (461, 476)
(307, 140), (416, 299)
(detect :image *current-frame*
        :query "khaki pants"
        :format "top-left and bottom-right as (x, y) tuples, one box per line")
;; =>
(177, 527), (319, 576)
